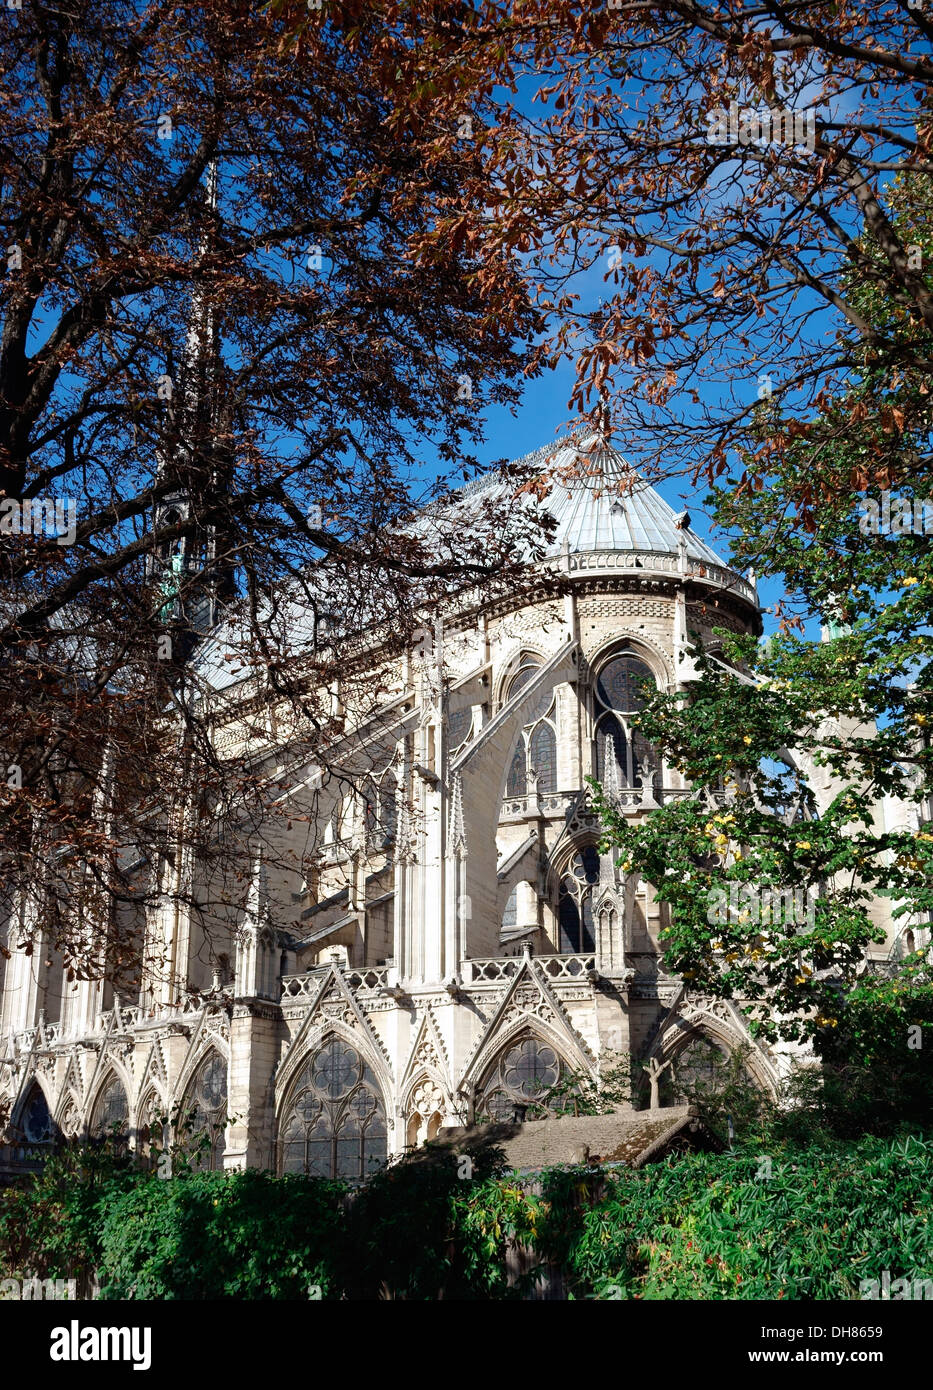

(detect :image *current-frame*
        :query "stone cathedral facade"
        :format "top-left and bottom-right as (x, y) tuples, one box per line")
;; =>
(0, 434), (918, 1180)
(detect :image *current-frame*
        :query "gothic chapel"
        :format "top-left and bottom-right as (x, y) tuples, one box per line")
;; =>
(0, 434), (914, 1179)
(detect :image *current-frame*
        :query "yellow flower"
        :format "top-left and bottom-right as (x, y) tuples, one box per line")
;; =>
(914, 714), (928, 726)
(621, 860), (631, 871)
(916, 832), (933, 842)
(901, 577), (920, 586)
(795, 841), (811, 850)
(743, 735), (752, 744)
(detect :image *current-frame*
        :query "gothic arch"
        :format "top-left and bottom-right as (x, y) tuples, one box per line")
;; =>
(472, 1029), (576, 1122)
(54, 1091), (84, 1140)
(89, 1069), (130, 1138)
(402, 1070), (449, 1148)
(274, 998), (395, 1116)
(584, 633), (672, 690)
(171, 1026), (231, 1114)
(13, 1077), (55, 1143)
(645, 1005), (779, 1100)
(276, 1029), (389, 1179)
(493, 646), (548, 711)
(177, 1050), (228, 1171)
(135, 1088), (168, 1168)
(461, 1007), (595, 1106)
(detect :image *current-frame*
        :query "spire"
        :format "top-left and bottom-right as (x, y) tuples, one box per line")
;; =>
(449, 770), (467, 855)
(149, 158), (234, 648)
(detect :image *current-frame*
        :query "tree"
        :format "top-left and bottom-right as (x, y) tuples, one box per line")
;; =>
(389, 1), (933, 487)
(0, 0), (549, 986)
(590, 176), (933, 1066)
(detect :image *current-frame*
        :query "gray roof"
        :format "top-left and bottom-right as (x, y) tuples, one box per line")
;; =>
(462, 431), (728, 567)
(193, 430), (735, 693)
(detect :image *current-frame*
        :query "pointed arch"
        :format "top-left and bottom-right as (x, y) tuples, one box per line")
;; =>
(54, 1092), (83, 1141)
(645, 1001), (780, 1102)
(277, 1031), (388, 1180)
(474, 1030), (575, 1122)
(17, 1079), (55, 1143)
(529, 720), (557, 794)
(506, 738), (527, 796)
(90, 1071), (129, 1140)
(178, 1050), (228, 1171)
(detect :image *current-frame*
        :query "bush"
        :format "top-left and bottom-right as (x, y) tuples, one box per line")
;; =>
(2, 1113), (931, 1299)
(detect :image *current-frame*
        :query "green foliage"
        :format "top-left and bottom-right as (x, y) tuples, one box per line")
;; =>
(554, 1135), (933, 1300)
(2, 1128), (932, 1299)
(97, 1168), (346, 1299)
(588, 178), (933, 1051)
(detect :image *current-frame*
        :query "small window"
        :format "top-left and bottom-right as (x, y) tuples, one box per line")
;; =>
(91, 1076), (129, 1140)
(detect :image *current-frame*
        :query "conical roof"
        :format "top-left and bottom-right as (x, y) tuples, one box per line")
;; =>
(482, 432), (729, 567)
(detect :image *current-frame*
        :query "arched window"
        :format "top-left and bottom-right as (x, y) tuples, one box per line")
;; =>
(594, 653), (658, 788)
(558, 844), (600, 952)
(406, 1079), (445, 1148)
(506, 739), (527, 796)
(180, 1053), (228, 1171)
(476, 1034), (571, 1121)
(657, 1033), (734, 1107)
(136, 1093), (165, 1171)
(21, 1084), (53, 1143)
(529, 722), (556, 792)
(447, 705), (472, 751)
(280, 1037), (387, 1180)
(502, 656), (558, 803)
(364, 769), (397, 849)
(91, 1075), (128, 1140)
(502, 887), (518, 931)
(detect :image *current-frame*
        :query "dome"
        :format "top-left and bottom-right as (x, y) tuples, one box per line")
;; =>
(465, 432), (729, 568)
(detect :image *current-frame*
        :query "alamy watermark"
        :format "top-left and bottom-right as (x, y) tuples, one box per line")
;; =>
(706, 883), (817, 931)
(0, 1276), (75, 1300)
(0, 496), (78, 546)
(860, 1270), (933, 1300)
(706, 101), (816, 152)
(858, 490), (933, 536)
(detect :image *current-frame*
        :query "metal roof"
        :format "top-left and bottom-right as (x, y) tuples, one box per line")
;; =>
(463, 431), (729, 567)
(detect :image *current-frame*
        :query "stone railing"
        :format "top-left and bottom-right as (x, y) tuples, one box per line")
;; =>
(562, 548), (757, 606)
(0, 1143), (50, 1176)
(500, 785), (693, 822)
(464, 954), (597, 984)
(281, 965), (390, 1002)
(345, 966), (390, 993)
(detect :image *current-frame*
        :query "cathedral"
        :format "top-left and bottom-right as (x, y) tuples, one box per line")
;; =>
(0, 433), (917, 1180)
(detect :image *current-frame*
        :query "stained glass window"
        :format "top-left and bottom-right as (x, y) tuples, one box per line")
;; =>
(91, 1075), (128, 1139)
(594, 654), (657, 789)
(22, 1084), (52, 1143)
(502, 887), (518, 930)
(280, 1037), (386, 1180)
(506, 657), (552, 722)
(181, 1052), (228, 1171)
(506, 739), (527, 796)
(596, 655), (654, 713)
(447, 706), (472, 750)
(558, 845), (600, 952)
(659, 1034), (734, 1107)
(529, 722), (556, 794)
(595, 715), (627, 781)
(476, 1035), (568, 1121)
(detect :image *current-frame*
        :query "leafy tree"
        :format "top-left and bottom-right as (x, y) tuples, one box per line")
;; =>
(0, 0), (546, 985)
(590, 177), (933, 1097)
